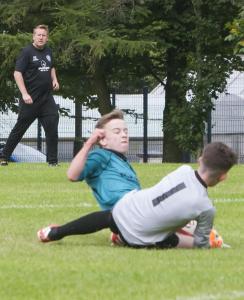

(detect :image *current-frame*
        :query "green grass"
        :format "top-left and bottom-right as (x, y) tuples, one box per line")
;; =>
(0, 163), (244, 300)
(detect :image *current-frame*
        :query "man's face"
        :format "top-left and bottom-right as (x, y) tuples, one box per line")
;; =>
(101, 119), (129, 154)
(33, 28), (48, 49)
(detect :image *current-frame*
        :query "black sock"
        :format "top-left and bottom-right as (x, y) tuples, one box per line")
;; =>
(48, 210), (113, 240)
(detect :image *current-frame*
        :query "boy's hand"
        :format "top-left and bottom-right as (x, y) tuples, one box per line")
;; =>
(87, 129), (105, 146)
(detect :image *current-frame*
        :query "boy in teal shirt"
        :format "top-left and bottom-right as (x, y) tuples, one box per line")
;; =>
(67, 109), (140, 210)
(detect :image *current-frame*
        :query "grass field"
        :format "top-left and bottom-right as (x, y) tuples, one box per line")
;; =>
(0, 163), (244, 300)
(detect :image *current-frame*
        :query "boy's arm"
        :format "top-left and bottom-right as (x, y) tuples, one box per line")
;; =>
(193, 208), (215, 248)
(67, 129), (105, 181)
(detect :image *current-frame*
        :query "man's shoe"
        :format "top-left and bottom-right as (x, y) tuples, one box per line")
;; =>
(0, 159), (8, 166)
(48, 163), (59, 167)
(37, 224), (59, 243)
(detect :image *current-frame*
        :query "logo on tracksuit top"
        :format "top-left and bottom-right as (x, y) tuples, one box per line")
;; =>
(38, 60), (50, 72)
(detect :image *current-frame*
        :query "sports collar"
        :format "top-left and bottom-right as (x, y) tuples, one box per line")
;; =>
(194, 171), (207, 188)
(106, 149), (127, 161)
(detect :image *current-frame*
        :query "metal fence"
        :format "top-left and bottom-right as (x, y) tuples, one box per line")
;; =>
(1, 88), (244, 163)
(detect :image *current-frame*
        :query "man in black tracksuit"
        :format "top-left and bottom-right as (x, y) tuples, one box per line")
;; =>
(0, 24), (59, 166)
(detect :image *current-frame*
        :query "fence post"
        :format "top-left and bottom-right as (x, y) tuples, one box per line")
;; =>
(37, 119), (42, 151)
(207, 109), (212, 143)
(143, 87), (148, 163)
(73, 101), (83, 157)
(111, 90), (116, 108)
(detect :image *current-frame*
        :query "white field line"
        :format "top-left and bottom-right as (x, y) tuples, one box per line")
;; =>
(0, 198), (243, 210)
(0, 202), (98, 209)
(213, 198), (244, 203)
(177, 290), (244, 300)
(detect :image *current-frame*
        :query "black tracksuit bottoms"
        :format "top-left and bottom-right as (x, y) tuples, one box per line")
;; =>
(1, 96), (59, 163)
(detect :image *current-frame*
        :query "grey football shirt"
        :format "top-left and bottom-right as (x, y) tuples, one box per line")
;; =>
(112, 165), (215, 248)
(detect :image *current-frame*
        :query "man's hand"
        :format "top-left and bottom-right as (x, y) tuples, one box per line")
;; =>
(22, 93), (33, 104)
(52, 79), (59, 91)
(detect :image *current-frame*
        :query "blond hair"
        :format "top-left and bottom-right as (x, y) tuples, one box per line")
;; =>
(95, 109), (124, 129)
(33, 24), (49, 35)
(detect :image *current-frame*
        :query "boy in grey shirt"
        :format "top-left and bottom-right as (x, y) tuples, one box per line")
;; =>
(38, 142), (237, 249)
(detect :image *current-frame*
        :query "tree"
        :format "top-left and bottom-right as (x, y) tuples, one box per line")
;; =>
(0, 0), (58, 112)
(149, 0), (242, 161)
(0, 0), (242, 161)
(226, 4), (244, 54)
(0, 0), (157, 114)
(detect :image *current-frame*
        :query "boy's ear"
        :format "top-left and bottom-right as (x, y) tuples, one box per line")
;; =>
(219, 173), (227, 182)
(99, 137), (107, 147)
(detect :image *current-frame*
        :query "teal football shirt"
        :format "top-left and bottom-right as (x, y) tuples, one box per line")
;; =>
(79, 148), (141, 210)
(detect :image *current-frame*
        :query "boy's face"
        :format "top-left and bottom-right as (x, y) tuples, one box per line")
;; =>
(101, 119), (129, 154)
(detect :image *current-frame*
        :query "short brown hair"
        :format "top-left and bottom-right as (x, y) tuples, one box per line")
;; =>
(95, 109), (124, 129)
(201, 142), (237, 176)
(33, 24), (49, 35)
